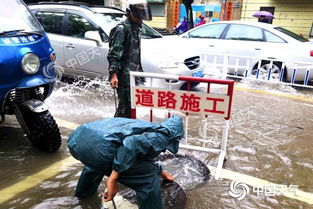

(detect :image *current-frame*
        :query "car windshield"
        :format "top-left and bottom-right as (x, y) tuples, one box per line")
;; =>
(94, 13), (162, 39)
(275, 27), (308, 42)
(0, 0), (43, 35)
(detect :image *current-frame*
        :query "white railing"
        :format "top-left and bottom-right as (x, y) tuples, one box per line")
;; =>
(201, 53), (313, 88)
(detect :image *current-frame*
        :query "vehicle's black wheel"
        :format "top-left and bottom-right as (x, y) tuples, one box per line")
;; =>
(21, 109), (61, 152)
(252, 61), (286, 82)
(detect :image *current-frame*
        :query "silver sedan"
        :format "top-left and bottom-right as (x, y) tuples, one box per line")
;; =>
(176, 21), (313, 83)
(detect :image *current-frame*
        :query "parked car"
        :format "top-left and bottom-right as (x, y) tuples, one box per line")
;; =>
(0, 0), (61, 152)
(176, 21), (313, 82)
(28, 2), (203, 89)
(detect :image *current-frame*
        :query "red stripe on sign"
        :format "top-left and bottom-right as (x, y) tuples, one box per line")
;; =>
(178, 76), (235, 85)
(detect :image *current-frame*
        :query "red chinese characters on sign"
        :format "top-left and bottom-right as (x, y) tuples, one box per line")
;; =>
(132, 87), (229, 117)
(158, 91), (177, 109)
(180, 93), (201, 112)
(135, 89), (154, 107)
(204, 97), (225, 114)
(172, 0), (179, 27)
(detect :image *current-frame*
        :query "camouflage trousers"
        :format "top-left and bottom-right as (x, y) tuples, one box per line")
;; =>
(114, 86), (131, 118)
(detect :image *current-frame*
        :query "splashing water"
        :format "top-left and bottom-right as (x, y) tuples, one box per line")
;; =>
(46, 78), (116, 122)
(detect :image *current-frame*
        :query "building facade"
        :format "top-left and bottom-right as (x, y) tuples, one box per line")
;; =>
(145, 0), (168, 30)
(24, 0), (313, 37)
(147, 0), (313, 37)
(145, 0), (243, 32)
(240, 0), (313, 38)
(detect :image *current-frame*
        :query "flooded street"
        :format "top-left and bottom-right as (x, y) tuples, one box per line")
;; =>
(1, 79), (313, 209)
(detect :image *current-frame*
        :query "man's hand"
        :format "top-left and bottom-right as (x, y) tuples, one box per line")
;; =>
(161, 171), (175, 182)
(102, 170), (119, 202)
(110, 73), (118, 89)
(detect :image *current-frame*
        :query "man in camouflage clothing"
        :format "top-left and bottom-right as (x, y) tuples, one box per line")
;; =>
(108, 0), (152, 118)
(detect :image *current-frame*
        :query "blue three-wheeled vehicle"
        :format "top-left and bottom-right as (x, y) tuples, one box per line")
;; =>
(0, 0), (61, 152)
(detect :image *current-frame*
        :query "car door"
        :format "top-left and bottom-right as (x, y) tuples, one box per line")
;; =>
(62, 11), (109, 78)
(219, 24), (265, 73)
(222, 24), (288, 72)
(34, 10), (66, 70)
(183, 23), (228, 54)
(181, 23), (228, 73)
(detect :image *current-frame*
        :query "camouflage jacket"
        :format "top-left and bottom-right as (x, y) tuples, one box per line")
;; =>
(107, 16), (143, 87)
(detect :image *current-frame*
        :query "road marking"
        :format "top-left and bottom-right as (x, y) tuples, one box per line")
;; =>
(0, 118), (81, 204)
(235, 86), (313, 103)
(2, 102), (313, 204)
(0, 156), (79, 204)
(55, 118), (80, 130)
(209, 166), (313, 204)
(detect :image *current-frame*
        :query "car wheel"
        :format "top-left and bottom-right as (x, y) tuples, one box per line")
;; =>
(252, 61), (286, 82)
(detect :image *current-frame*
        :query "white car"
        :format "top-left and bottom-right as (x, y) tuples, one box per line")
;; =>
(29, 2), (203, 89)
(177, 21), (313, 82)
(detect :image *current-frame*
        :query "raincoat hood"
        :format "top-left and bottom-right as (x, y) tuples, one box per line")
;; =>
(160, 115), (184, 153)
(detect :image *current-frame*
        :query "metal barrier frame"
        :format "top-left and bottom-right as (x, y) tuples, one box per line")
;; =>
(201, 53), (313, 88)
(130, 71), (235, 179)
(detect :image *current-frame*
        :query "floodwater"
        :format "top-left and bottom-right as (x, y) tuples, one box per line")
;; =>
(1, 78), (313, 209)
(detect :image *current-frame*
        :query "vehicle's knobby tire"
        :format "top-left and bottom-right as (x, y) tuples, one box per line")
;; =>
(22, 109), (61, 152)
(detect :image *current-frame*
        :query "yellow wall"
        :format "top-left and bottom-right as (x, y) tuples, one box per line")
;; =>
(241, 0), (313, 38)
(144, 16), (167, 29)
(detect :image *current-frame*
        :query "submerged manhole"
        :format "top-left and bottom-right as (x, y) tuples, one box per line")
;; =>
(102, 154), (210, 209)
(157, 154), (211, 190)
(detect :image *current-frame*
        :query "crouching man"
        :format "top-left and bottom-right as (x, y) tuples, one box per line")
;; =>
(67, 115), (184, 209)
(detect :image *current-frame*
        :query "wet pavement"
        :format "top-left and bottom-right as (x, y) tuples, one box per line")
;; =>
(1, 79), (313, 209)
